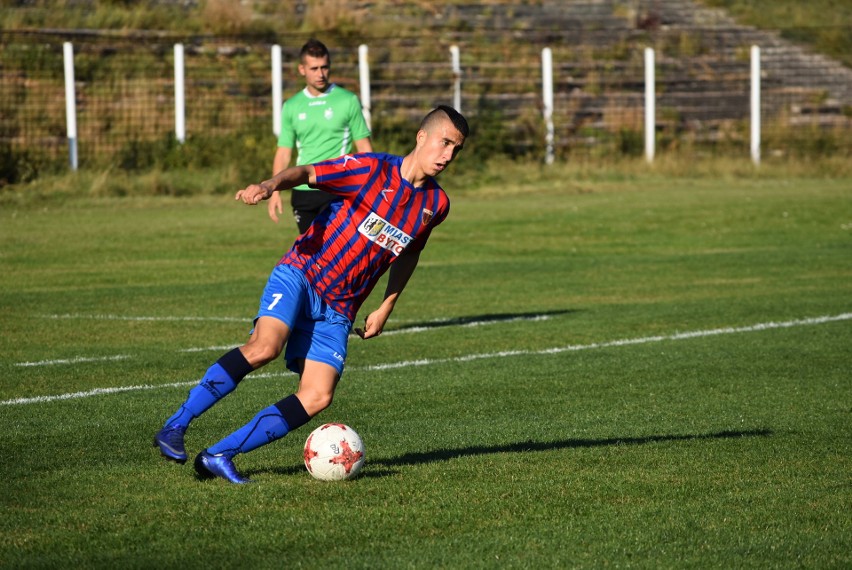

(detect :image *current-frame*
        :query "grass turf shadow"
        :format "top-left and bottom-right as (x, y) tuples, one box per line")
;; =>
(258, 428), (772, 478)
(381, 309), (579, 333)
(375, 428), (772, 467)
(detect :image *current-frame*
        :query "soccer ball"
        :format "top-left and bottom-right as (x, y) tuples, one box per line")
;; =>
(303, 423), (365, 481)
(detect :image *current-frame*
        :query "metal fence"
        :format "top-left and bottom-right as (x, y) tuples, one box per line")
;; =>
(2, 26), (850, 179)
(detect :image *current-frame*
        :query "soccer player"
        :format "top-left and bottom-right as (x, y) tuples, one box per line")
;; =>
(268, 38), (373, 233)
(154, 105), (468, 484)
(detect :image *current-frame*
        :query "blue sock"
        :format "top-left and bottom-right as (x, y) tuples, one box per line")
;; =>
(206, 394), (311, 459)
(163, 348), (253, 429)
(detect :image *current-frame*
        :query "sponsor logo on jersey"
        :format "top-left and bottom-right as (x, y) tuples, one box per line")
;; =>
(358, 213), (412, 256)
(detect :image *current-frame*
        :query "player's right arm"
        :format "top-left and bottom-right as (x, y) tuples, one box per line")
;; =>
(236, 165), (316, 206)
(267, 146), (293, 223)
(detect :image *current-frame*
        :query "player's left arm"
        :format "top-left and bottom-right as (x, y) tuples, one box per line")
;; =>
(356, 248), (421, 339)
(354, 137), (373, 153)
(350, 94), (372, 153)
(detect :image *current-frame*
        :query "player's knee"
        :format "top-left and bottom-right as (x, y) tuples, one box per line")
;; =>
(297, 389), (334, 416)
(240, 341), (282, 368)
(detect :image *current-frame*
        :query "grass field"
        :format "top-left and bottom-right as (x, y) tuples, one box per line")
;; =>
(1, 169), (850, 568)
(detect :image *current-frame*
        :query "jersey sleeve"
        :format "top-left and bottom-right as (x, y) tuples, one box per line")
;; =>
(277, 101), (296, 148)
(311, 154), (375, 197)
(347, 94), (372, 141)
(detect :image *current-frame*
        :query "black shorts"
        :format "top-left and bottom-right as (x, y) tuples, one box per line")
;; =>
(291, 190), (337, 234)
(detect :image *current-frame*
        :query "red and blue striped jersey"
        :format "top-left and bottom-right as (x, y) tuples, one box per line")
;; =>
(277, 153), (450, 321)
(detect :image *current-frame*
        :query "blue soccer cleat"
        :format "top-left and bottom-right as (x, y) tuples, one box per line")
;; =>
(153, 424), (187, 464)
(194, 451), (252, 484)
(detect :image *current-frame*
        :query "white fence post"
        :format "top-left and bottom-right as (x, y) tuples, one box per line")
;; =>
(644, 47), (656, 163)
(450, 45), (462, 113)
(272, 44), (282, 137)
(62, 42), (78, 171)
(750, 45), (761, 166)
(174, 43), (186, 143)
(358, 44), (372, 131)
(542, 47), (554, 165)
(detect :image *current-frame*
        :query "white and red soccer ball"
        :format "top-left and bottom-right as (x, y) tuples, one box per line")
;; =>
(303, 423), (365, 481)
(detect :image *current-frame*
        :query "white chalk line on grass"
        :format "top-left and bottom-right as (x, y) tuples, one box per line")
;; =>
(25, 314), (551, 360)
(3, 312), (850, 407)
(14, 355), (131, 368)
(39, 313), (550, 356)
(0, 381), (202, 406)
(179, 314), (553, 352)
(43, 313), (249, 323)
(357, 312), (852, 371)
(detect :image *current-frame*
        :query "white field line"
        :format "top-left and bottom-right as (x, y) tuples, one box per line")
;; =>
(180, 345), (236, 353)
(0, 381), (200, 406)
(179, 314), (553, 352)
(356, 312), (852, 371)
(15, 355), (131, 367)
(3, 312), (850, 407)
(17, 314), (552, 364)
(43, 313), (249, 322)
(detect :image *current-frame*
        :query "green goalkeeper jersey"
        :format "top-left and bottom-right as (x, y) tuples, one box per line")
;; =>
(277, 84), (371, 191)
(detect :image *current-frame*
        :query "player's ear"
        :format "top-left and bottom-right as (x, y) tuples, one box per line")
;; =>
(415, 129), (427, 146)
(297, 63), (306, 77)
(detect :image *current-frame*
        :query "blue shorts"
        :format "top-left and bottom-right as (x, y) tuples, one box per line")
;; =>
(255, 264), (352, 377)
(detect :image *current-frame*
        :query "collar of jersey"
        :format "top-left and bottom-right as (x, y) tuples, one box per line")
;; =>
(389, 158), (429, 192)
(302, 84), (337, 99)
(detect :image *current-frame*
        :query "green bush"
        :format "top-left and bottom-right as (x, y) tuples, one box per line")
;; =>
(0, 144), (56, 186)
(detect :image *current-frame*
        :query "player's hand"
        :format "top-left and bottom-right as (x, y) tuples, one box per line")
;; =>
(235, 183), (271, 205)
(267, 191), (283, 223)
(355, 311), (388, 340)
